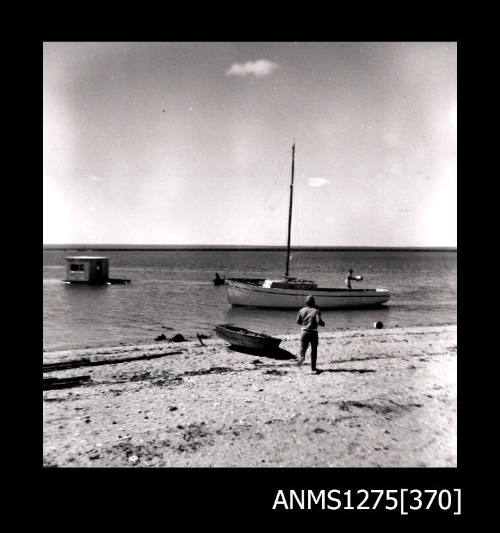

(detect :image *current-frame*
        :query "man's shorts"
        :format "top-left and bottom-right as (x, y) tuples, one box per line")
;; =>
(300, 330), (318, 354)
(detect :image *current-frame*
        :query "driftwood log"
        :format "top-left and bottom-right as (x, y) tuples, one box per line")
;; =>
(43, 375), (91, 390)
(43, 350), (183, 373)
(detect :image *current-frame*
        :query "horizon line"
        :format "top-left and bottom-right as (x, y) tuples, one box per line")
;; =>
(43, 244), (457, 251)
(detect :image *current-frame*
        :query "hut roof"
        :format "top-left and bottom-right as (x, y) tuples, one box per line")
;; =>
(65, 256), (109, 261)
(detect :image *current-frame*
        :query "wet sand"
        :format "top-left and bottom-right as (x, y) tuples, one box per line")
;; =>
(43, 325), (457, 468)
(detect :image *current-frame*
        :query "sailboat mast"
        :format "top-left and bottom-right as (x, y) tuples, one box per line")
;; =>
(285, 142), (295, 277)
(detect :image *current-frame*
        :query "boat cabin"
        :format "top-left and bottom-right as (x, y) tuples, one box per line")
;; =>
(262, 278), (318, 290)
(64, 256), (109, 284)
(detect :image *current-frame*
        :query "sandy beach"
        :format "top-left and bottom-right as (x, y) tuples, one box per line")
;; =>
(43, 324), (457, 468)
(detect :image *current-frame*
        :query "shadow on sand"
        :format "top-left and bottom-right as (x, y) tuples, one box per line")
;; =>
(316, 368), (376, 374)
(227, 345), (296, 360)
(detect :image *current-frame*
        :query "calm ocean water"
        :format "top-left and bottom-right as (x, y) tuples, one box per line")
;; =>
(43, 249), (456, 352)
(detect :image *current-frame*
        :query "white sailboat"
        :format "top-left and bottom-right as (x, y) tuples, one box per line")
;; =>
(224, 143), (390, 309)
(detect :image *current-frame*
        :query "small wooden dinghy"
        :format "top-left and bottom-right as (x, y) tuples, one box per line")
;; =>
(215, 324), (281, 351)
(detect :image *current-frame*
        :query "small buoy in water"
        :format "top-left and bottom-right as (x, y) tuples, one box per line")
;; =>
(373, 321), (383, 329)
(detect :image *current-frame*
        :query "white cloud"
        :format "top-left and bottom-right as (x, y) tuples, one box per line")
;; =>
(307, 177), (330, 188)
(226, 59), (280, 77)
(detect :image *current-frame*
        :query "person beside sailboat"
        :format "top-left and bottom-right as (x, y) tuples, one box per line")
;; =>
(345, 269), (363, 291)
(297, 295), (325, 374)
(213, 272), (225, 286)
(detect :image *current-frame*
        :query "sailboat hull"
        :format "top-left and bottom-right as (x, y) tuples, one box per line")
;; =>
(225, 279), (390, 309)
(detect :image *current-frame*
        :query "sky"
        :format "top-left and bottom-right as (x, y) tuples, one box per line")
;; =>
(43, 42), (457, 247)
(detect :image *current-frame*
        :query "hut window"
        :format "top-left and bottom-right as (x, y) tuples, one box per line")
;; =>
(70, 264), (85, 272)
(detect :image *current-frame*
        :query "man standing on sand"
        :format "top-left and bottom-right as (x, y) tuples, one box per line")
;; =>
(297, 295), (325, 374)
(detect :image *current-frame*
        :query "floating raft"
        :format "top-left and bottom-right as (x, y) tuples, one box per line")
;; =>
(62, 278), (131, 285)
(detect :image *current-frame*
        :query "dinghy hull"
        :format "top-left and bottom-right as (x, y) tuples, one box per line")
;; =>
(215, 324), (282, 350)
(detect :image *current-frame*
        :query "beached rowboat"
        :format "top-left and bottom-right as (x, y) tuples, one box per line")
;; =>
(214, 324), (282, 351)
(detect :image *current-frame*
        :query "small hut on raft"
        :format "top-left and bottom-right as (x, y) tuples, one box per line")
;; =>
(63, 256), (130, 285)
